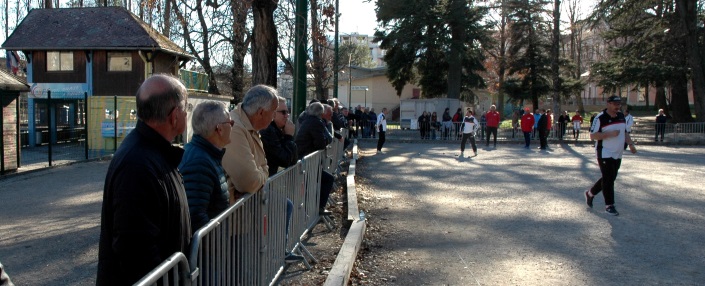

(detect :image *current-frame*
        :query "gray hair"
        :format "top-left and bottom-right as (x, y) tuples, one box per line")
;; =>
(242, 85), (278, 115)
(191, 100), (229, 137)
(323, 104), (333, 115)
(276, 95), (286, 104)
(307, 102), (324, 118)
(135, 74), (188, 123)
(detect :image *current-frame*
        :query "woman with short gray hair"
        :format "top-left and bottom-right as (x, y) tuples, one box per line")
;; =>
(179, 100), (232, 231)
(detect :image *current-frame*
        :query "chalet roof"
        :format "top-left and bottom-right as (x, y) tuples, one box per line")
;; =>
(1, 7), (193, 59)
(0, 69), (29, 91)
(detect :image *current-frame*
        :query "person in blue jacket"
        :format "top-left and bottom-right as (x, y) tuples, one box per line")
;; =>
(179, 100), (232, 232)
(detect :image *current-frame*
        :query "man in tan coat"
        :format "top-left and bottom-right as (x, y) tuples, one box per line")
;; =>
(222, 85), (278, 201)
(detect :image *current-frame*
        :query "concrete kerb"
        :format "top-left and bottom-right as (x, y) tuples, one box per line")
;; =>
(324, 139), (366, 286)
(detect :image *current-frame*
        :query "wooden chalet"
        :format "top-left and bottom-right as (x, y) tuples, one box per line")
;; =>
(1, 7), (197, 153)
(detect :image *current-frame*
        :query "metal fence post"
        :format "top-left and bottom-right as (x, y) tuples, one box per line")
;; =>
(84, 92), (88, 160)
(48, 90), (52, 167)
(113, 95), (117, 152)
(1, 93), (4, 174)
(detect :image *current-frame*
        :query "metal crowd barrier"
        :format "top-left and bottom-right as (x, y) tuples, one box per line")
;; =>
(136, 129), (350, 286)
(134, 252), (191, 286)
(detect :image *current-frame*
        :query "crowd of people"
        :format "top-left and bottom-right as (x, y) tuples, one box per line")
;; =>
(95, 74), (357, 285)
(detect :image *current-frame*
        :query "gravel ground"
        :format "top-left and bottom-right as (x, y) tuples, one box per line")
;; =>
(1, 142), (704, 285)
(349, 141), (705, 285)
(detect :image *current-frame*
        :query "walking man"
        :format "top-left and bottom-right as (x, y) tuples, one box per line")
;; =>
(520, 108), (535, 149)
(655, 108), (668, 142)
(537, 109), (548, 150)
(585, 95), (637, 216)
(485, 105), (500, 148)
(572, 111), (583, 140)
(459, 109), (479, 157)
(376, 107), (387, 153)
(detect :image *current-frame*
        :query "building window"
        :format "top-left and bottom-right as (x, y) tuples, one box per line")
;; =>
(47, 51), (73, 71)
(108, 52), (132, 72)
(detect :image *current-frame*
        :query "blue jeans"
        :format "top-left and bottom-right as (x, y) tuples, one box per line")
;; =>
(523, 132), (531, 147)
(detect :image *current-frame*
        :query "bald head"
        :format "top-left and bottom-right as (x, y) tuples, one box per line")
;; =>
(136, 74), (188, 123)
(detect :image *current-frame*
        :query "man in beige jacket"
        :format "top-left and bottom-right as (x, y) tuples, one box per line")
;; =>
(222, 85), (278, 202)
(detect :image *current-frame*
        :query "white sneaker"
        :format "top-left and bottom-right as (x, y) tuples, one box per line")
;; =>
(377, 150), (384, 154)
(460, 152), (464, 157)
(473, 151), (477, 157)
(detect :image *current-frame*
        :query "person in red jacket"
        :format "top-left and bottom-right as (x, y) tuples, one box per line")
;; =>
(485, 105), (501, 148)
(520, 108), (535, 149)
(571, 111), (583, 140)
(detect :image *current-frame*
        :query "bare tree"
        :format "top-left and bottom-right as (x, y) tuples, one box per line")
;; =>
(565, 0), (584, 113)
(251, 0), (278, 86)
(170, 0), (221, 94)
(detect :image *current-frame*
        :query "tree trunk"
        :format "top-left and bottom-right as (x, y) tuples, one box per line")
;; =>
(551, 0), (561, 124)
(251, 0), (278, 87)
(644, 82), (650, 109)
(655, 82), (668, 114)
(163, 0), (171, 37)
(496, 0), (507, 116)
(5, 0), (8, 38)
(446, 0), (465, 100)
(670, 69), (693, 122)
(230, 0), (250, 103)
(310, 0), (326, 100)
(676, 0), (704, 121)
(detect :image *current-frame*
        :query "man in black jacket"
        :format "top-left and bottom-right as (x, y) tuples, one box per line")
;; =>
(295, 102), (335, 214)
(261, 97), (298, 176)
(260, 96), (305, 263)
(538, 109), (549, 150)
(97, 74), (192, 285)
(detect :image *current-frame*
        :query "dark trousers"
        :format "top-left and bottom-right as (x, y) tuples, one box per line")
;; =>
(589, 157), (622, 206)
(559, 123), (566, 139)
(377, 130), (386, 151)
(460, 133), (477, 153)
(523, 131), (531, 147)
(320, 171), (334, 209)
(539, 129), (548, 149)
(486, 126), (498, 146)
(655, 125), (665, 141)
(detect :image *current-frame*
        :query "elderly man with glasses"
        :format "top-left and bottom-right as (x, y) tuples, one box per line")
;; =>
(259, 96), (305, 263)
(179, 100), (233, 232)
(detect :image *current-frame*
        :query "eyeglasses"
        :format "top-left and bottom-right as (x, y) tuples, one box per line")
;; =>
(218, 120), (234, 127)
(276, 110), (290, 115)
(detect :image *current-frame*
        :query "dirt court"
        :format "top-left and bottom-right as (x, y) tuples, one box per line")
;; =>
(2, 142), (705, 285)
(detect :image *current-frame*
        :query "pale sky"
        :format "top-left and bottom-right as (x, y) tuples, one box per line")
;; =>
(338, 0), (378, 36)
(336, 0), (598, 37)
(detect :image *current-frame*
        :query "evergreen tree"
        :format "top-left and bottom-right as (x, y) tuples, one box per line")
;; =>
(590, 0), (696, 122)
(505, 0), (553, 110)
(374, 0), (488, 98)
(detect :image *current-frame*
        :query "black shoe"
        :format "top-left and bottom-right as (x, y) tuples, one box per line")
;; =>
(584, 190), (593, 208)
(285, 252), (304, 263)
(605, 205), (619, 216)
(319, 208), (333, 215)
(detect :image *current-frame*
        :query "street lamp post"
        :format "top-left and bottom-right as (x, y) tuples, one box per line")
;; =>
(348, 54), (352, 109)
(364, 87), (368, 108)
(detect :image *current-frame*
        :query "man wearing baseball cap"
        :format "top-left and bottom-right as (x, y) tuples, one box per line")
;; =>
(585, 95), (637, 216)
